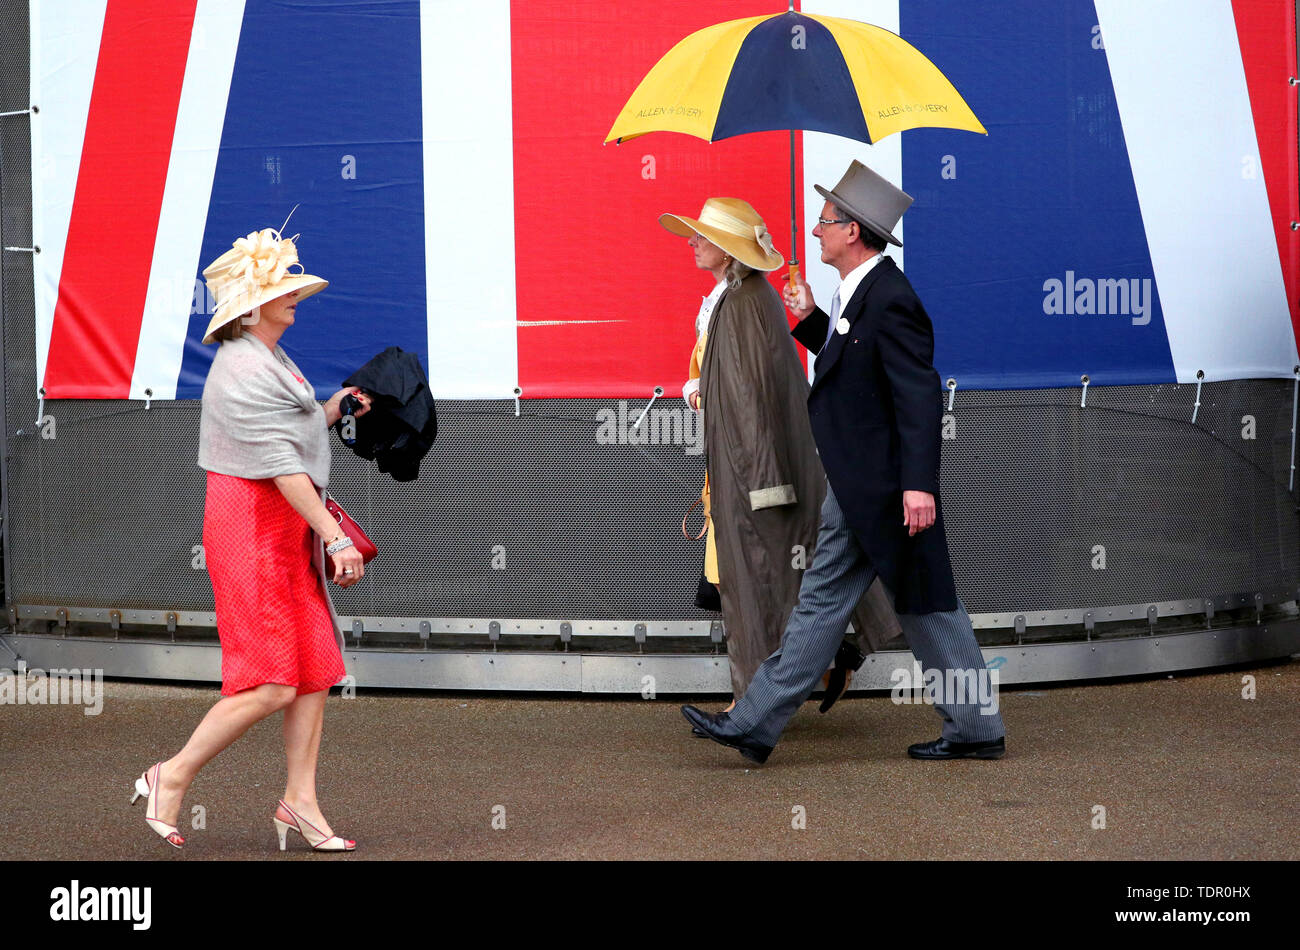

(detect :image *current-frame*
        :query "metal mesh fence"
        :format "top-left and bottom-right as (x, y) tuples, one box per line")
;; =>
(3, 1), (1297, 647)
(2, 386), (1295, 626)
(1, 0), (34, 620)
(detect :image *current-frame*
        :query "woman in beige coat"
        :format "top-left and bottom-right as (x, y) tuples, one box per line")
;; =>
(665, 199), (896, 711)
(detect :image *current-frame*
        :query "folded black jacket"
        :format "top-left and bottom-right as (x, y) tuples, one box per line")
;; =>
(334, 346), (436, 481)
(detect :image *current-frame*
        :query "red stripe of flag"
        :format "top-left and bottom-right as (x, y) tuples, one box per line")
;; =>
(1231, 0), (1299, 334)
(42, 0), (197, 398)
(509, 0), (805, 398)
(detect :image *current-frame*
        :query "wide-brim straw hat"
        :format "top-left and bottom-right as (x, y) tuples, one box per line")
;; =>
(659, 197), (784, 272)
(201, 226), (327, 343)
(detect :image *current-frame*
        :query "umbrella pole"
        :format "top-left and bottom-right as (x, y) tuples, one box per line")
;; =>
(788, 129), (800, 296)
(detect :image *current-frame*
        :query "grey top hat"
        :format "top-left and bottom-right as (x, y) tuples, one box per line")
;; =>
(814, 160), (913, 247)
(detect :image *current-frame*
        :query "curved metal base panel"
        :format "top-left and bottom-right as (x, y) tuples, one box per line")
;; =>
(4, 620), (1298, 693)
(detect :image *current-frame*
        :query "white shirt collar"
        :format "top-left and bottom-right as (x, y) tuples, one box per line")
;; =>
(696, 278), (728, 337)
(835, 252), (883, 311)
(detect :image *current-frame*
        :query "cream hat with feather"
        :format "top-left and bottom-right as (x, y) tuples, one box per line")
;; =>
(201, 219), (327, 344)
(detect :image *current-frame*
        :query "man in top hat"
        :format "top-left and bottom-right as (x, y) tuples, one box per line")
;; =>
(682, 160), (1006, 764)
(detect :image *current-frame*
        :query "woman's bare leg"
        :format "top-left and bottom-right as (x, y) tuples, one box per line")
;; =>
(278, 689), (338, 835)
(151, 683), (298, 827)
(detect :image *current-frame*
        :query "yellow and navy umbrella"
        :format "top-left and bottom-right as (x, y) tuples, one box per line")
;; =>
(606, 5), (986, 286)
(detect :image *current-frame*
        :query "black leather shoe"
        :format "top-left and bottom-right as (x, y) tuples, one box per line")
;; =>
(907, 736), (1006, 760)
(691, 706), (735, 737)
(818, 640), (866, 713)
(681, 705), (773, 764)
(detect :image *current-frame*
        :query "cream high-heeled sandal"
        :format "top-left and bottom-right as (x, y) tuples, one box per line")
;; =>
(273, 799), (356, 852)
(129, 762), (185, 849)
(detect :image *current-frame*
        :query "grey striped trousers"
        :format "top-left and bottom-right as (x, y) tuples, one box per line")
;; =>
(729, 484), (1006, 748)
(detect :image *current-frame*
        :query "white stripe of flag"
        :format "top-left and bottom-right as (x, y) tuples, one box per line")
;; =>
(420, 0), (519, 399)
(1096, 0), (1297, 380)
(801, 0), (902, 383)
(30, 0), (108, 398)
(131, 0), (246, 400)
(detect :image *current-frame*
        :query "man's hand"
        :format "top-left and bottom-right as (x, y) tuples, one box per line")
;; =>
(902, 490), (935, 536)
(782, 278), (815, 320)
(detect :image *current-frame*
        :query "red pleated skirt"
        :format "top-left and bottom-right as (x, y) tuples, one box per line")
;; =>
(203, 471), (345, 696)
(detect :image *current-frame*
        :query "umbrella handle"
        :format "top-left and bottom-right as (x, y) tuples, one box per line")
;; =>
(786, 264), (807, 307)
(786, 263), (800, 295)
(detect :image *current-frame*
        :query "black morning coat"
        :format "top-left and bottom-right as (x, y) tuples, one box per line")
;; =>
(790, 255), (959, 615)
(334, 346), (437, 482)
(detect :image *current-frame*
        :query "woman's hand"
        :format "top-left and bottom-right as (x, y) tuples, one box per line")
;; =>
(330, 544), (366, 587)
(323, 388), (372, 427)
(682, 379), (701, 414)
(271, 474), (371, 586)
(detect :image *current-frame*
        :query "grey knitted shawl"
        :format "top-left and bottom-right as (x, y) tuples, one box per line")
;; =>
(197, 334), (332, 489)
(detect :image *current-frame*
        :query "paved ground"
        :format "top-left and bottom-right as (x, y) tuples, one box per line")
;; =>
(1, 658), (1297, 860)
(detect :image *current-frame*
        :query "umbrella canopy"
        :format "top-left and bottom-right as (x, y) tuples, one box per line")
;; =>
(606, 8), (987, 289)
(605, 9), (986, 145)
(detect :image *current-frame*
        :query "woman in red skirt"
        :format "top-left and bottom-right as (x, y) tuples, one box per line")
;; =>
(129, 224), (372, 852)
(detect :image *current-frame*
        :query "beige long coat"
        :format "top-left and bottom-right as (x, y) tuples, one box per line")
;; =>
(699, 271), (899, 697)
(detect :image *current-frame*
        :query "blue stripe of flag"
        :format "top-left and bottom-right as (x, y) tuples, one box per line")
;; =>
(900, 0), (1175, 388)
(177, 0), (428, 398)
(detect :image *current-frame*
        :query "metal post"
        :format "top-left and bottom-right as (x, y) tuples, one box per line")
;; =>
(1291, 3), (1300, 508)
(0, 127), (12, 622)
(1290, 367), (1299, 491)
(0, 1), (35, 632)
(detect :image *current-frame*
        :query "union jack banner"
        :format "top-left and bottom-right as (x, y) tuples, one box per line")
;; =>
(30, 0), (1299, 400)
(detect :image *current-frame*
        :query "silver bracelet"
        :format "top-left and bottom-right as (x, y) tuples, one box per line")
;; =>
(326, 536), (354, 556)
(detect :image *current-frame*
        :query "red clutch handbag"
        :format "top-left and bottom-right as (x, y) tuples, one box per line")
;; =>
(324, 495), (378, 563)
